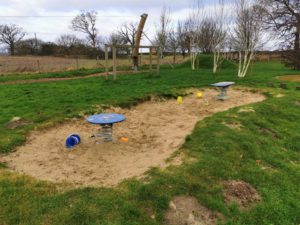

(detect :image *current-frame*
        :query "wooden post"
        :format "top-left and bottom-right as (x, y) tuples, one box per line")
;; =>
(133, 14), (148, 71)
(105, 45), (109, 79)
(157, 47), (160, 76)
(112, 45), (117, 80)
(149, 47), (153, 74)
(76, 57), (79, 70)
(37, 60), (41, 73)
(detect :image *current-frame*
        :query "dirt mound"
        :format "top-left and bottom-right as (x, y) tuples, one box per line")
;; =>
(165, 196), (219, 225)
(0, 89), (265, 187)
(223, 180), (261, 209)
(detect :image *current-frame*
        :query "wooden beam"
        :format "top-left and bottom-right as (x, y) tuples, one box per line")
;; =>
(105, 44), (159, 49)
(133, 14), (148, 71)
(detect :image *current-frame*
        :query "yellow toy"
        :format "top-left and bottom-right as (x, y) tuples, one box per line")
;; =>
(177, 96), (183, 105)
(197, 92), (203, 98)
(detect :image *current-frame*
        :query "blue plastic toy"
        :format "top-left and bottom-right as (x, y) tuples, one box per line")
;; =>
(66, 134), (81, 149)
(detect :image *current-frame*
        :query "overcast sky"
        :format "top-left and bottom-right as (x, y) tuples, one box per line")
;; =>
(0, 0), (277, 50)
(0, 0), (236, 43)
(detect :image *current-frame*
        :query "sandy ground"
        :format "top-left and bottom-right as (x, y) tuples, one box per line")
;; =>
(0, 89), (266, 187)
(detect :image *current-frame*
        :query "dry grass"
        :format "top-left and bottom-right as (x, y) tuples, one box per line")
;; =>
(0, 55), (187, 74)
(277, 75), (300, 82)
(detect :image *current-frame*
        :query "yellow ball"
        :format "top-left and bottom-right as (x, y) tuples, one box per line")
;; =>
(197, 92), (203, 98)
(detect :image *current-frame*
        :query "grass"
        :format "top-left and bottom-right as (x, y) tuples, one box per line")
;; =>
(0, 55), (299, 224)
(0, 68), (105, 83)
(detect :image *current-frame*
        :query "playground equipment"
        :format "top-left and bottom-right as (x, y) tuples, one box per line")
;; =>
(87, 114), (126, 142)
(211, 82), (235, 100)
(104, 14), (161, 80)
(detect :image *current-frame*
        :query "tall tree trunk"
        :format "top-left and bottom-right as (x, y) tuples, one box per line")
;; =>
(295, 26), (300, 70)
(10, 43), (15, 56)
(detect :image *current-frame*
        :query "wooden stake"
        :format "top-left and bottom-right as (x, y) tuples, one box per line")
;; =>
(37, 60), (40, 73)
(105, 45), (109, 79)
(157, 47), (160, 76)
(149, 47), (153, 74)
(112, 45), (117, 80)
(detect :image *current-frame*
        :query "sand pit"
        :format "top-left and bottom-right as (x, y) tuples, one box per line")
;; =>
(0, 89), (266, 187)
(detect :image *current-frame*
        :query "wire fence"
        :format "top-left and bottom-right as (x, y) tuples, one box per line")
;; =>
(0, 55), (187, 74)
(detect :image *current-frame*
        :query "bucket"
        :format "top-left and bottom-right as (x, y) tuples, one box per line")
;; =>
(66, 134), (81, 149)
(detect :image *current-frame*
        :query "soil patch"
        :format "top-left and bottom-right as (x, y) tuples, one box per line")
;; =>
(165, 196), (219, 225)
(277, 75), (300, 82)
(6, 117), (32, 129)
(223, 180), (261, 209)
(0, 89), (265, 187)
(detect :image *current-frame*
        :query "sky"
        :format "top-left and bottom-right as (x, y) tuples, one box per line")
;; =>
(0, 0), (235, 43)
(0, 0), (277, 50)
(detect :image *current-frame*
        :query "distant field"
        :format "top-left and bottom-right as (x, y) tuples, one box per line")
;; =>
(0, 55), (186, 74)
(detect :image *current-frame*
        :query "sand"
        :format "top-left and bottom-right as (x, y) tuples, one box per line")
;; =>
(0, 89), (266, 187)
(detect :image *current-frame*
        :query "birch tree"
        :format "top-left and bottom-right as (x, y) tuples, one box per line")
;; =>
(186, 2), (203, 71)
(211, 0), (227, 73)
(231, 0), (263, 77)
(155, 6), (171, 58)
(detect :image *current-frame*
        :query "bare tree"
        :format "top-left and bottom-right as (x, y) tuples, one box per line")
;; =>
(186, 1), (204, 70)
(0, 24), (26, 55)
(258, 0), (300, 70)
(107, 32), (126, 46)
(198, 18), (216, 54)
(167, 29), (179, 64)
(56, 34), (82, 47)
(118, 22), (137, 46)
(155, 6), (171, 58)
(177, 20), (190, 58)
(211, 0), (227, 73)
(71, 10), (98, 48)
(231, 0), (264, 77)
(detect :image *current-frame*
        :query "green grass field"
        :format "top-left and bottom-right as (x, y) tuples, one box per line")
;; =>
(0, 55), (299, 225)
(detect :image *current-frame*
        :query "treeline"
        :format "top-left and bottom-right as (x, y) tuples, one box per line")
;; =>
(13, 35), (103, 58)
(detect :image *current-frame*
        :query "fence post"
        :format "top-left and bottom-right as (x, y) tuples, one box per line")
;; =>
(149, 47), (153, 74)
(37, 60), (41, 73)
(112, 45), (117, 80)
(105, 45), (109, 80)
(157, 47), (160, 76)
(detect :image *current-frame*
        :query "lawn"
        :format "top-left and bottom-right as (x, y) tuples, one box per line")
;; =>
(0, 56), (299, 225)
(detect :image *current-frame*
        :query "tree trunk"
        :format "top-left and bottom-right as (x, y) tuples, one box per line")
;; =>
(10, 43), (15, 56)
(295, 26), (300, 70)
(173, 51), (176, 65)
